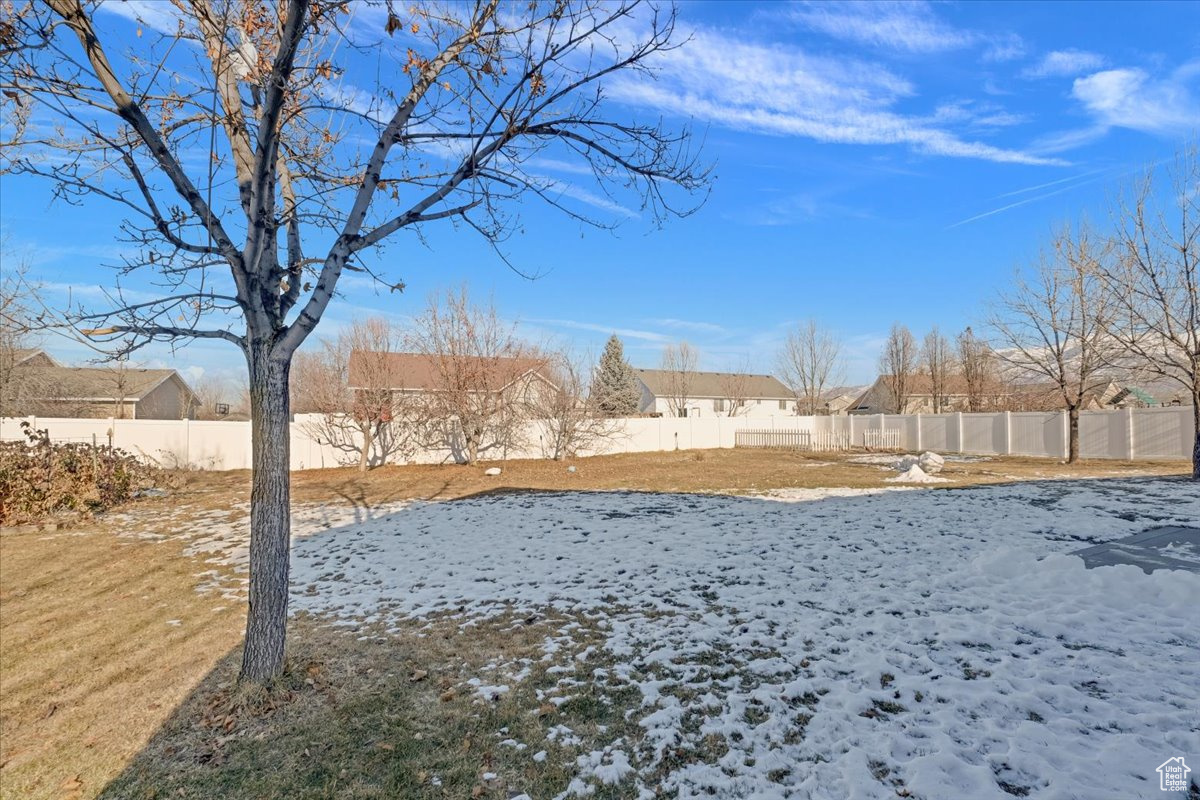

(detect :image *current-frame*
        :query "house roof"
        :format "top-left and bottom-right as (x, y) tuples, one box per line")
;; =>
(1112, 386), (1157, 406)
(870, 373), (976, 396)
(348, 351), (553, 392)
(14, 348), (58, 366)
(22, 366), (195, 402)
(634, 368), (792, 399)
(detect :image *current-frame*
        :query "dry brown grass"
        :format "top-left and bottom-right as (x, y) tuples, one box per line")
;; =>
(177, 448), (1190, 510)
(0, 448), (1190, 799)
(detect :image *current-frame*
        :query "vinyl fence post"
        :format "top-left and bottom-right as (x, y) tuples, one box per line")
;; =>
(1124, 407), (1135, 460)
(955, 412), (964, 453)
(1061, 410), (1069, 459)
(915, 413), (922, 452)
(1004, 411), (1012, 455)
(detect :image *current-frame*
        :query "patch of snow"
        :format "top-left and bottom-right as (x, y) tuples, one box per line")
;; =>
(918, 451), (945, 474)
(755, 486), (913, 502)
(886, 464), (949, 483)
(277, 483), (1200, 798)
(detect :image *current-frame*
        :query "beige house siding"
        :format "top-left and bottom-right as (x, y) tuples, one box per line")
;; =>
(137, 375), (196, 419)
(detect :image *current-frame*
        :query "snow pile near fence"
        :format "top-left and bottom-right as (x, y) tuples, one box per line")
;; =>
(886, 464), (949, 483)
(289, 481), (1200, 799)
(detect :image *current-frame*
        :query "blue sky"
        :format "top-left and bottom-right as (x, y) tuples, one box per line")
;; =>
(3, 0), (1199, 387)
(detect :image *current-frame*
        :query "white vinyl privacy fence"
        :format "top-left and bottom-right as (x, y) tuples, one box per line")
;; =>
(0, 406), (1193, 471)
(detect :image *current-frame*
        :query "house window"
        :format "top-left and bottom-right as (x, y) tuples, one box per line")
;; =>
(714, 398), (725, 412)
(737, 399), (746, 407)
(779, 399), (787, 410)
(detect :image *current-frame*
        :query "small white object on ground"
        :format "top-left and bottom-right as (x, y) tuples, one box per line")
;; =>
(567, 466), (577, 473)
(886, 464), (949, 484)
(484, 467), (502, 476)
(918, 451), (945, 474)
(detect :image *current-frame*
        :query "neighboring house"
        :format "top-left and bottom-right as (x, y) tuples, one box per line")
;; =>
(13, 365), (200, 419)
(850, 373), (1135, 415)
(850, 375), (975, 415)
(633, 369), (794, 418)
(1006, 380), (1122, 412)
(12, 348), (59, 368)
(817, 386), (869, 416)
(346, 351), (558, 408)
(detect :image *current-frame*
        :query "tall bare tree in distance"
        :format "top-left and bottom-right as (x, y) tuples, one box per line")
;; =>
(1105, 145), (1200, 478)
(879, 323), (918, 414)
(2, 0), (707, 682)
(921, 326), (956, 413)
(990, 224), (1116, 463)
(293, 318), (409, 472)
(957, 326), (999, 412)
(411, 287), (541, 465)
(660, 340), (698, 417)
(533, 349), (622, 460)
(777, 320), (843, 415)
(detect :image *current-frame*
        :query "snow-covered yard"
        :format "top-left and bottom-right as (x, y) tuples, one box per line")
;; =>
(284, 478), (1199, 799)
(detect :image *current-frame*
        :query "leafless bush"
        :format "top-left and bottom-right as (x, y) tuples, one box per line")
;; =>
(0, 422), (168, 525)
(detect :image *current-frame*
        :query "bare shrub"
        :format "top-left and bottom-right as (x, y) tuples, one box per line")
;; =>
(0, 423), (168, 525)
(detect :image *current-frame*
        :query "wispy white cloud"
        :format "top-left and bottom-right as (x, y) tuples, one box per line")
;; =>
(609, 26), (1060, 166)
(1023, 49), (1106, 79)
(96, 0), (186, 35)
(786, 1), (973, 53)
(527, 318), (672, 344)
(1071, 64), (1200, 134)
(646, 318), (727, 334)
(947, 166), (1138, 228)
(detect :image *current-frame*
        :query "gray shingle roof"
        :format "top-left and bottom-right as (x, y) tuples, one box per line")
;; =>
(634, 369), (792, 399)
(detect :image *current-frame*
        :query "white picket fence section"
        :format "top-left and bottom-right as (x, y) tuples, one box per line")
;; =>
(0, 406), (1193, 471)
(733, 429), (852, 452)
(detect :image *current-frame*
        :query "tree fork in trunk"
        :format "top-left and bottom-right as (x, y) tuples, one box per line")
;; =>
(240, 344), (293, 684)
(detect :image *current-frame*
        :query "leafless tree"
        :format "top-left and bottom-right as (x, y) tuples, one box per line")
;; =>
(717, 362), (753, 417)
(777, 320), (843, 415)
(878, 323), (918, 414)
(411, 287), (542, 465)
(990, 224), (1116, 463)
(1106, 146), (1200, 478)
(957, 326), (1000, 412)
(3, 0), (706, 681)
(532, 348), (621, 460)
(191, 374), (237, 419)
(921, 326), (956, 413)
(295, 317), (412, 472)
(659, 340), (697, 417)
(0, 257), (47, 416)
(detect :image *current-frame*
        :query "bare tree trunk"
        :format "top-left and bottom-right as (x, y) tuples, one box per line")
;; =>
(358, 423), (374, 473)
(1193, 399), (1199, 479)
(240, 343), (292, 684)
(1068, 405), (1080, 464)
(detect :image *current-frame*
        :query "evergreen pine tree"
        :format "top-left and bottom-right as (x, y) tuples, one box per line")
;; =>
(593, 334), (642, 416)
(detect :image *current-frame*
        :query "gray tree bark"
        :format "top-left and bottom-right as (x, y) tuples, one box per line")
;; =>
(1067, 405), (1080, 464)
(240, 342), (292, 683)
